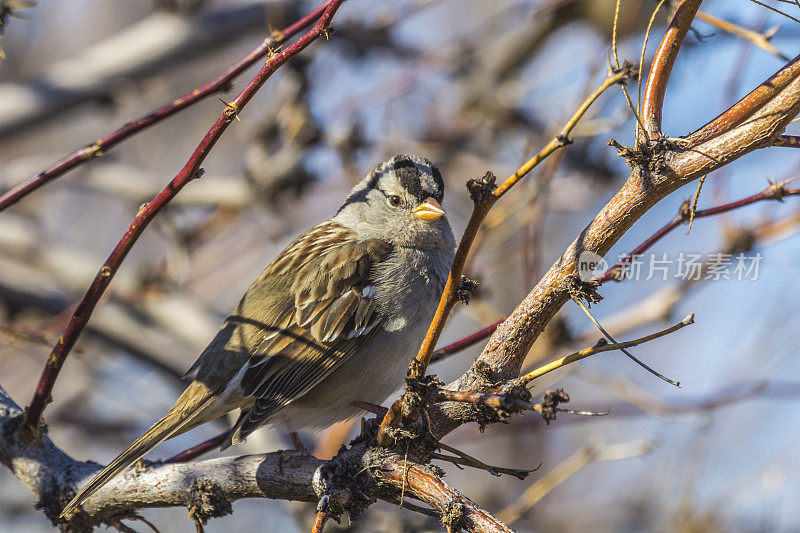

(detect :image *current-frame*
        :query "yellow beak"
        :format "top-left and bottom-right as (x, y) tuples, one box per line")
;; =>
(413, 197), (446, 221)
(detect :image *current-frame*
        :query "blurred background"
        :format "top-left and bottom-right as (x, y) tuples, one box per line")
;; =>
(2, 0), (800, 531)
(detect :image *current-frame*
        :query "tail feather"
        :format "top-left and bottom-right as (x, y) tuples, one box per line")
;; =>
(59, 382), (216, 518)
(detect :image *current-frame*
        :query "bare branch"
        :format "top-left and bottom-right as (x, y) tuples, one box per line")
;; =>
(640, 0), (703, 140)
(599, 179), (800, 282)
(375, 460), (514, 533)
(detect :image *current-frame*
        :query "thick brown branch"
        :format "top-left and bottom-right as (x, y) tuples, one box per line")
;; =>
(640, 0), (703, 140)
(376, 461), (513, 533)
(689, 53), (800, 148)
(0, 383), (321, 527)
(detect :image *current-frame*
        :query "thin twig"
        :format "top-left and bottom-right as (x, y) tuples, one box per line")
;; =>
(429, 319), (504, 364)
(573, 299), (681, 386)
(136, 516), (162, 533)
(517, 314), (694, 386)
(612, 0), (647, 138)
(496, 440), (654, 525)
(164, 431), (229, 463)
(311, 495), (330, 533)
(748, 0), (800, 25)
(773, 135), (800, 147)
(696, 9), (788, 60)
(435, 442), (537, 479)
(428, 388), (532, 412)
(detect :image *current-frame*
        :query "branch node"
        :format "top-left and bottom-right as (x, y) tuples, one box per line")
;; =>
(466, 172), (497, 205)
(538, 389), (570, 425)
(767, 179), (786, 201)
(219, 98), (241, 121)
(440, 499), (467, 533)
(312, 445), (378, 522)
(187, 479), (232, 524)
(678, 198), (692, 222)
(611, 60), (640, 85)
(607, 135), (684, 174)
(190, 168), (206, 182)
(456, 276), (478, 305)
(556, 133), (573, 147)
(562, 275), (602, 307)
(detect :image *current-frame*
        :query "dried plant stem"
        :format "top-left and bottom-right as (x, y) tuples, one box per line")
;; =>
(496, 440), (654, 525)
(696, 9), (787, 60)
(517, 314), (694, 386)
(23, 0), (347, 433)
(0, 1), (333, 212)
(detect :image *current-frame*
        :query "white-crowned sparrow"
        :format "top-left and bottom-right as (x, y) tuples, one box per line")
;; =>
(61, 154), (456, 517)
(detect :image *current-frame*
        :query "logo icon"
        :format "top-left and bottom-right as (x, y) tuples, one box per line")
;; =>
(577, 251), (607, 281)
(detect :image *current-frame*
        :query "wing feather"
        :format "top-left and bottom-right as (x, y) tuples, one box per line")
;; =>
(232, 221), (392, 441)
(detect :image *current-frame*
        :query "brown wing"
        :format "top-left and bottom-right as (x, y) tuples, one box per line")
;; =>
(233, 221), (392, 440)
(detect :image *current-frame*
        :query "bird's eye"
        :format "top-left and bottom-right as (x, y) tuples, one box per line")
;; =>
(388, 195), (402, 207)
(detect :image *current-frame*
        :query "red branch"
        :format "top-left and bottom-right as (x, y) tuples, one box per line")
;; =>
(430, 388), (531, 412)
(23, 0), (347, 432)
(0, 1), (332, 212)
(311, 495), (330, 533)
(598, 182), (800, 283)
(429, 319), (505, 364)
(164, 431), (229, 463)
